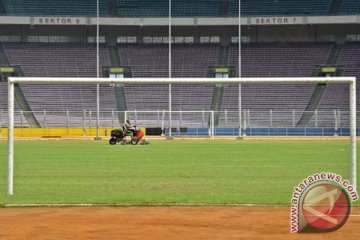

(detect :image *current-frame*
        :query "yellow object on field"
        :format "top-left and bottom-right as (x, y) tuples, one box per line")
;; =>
(0, 128), (145, 138)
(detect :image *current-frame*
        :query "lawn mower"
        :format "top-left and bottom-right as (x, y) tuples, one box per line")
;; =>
(109, 126), (149, 145)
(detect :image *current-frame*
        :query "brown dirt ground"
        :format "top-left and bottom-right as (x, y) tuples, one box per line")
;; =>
(0, 206), (359, 240)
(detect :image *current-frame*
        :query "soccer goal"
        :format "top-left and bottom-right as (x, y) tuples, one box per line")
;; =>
(6, 76), (357, 195)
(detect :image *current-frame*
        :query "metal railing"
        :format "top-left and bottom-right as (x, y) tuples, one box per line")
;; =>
(0, 109), (357, 135)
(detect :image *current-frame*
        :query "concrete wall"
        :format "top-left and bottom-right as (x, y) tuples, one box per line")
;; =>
(0, 24), (359, 44)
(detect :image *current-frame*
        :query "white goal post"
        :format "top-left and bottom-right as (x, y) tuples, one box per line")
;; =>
(7, 77), (357, 195)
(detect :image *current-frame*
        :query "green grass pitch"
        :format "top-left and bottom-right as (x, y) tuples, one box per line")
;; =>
(0, 140), (358, 205)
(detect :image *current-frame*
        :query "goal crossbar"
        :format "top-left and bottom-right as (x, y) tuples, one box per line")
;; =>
(6, 77), (357, 196)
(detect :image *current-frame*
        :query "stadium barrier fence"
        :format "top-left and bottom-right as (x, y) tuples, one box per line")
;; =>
(0, 109), (358, 137)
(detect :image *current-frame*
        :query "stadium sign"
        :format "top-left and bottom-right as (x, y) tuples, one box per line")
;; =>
(252, 17), (303, 25)
(290, 172), (358, 233)
(33, 17), (87, 25)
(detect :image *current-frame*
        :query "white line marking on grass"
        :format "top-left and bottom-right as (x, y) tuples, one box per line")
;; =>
(2, 203), (291, 208)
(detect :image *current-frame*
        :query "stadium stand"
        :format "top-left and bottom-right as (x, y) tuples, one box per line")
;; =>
(172, 44), (220, 77)
(172, 85), (214, 111)
(229, 0), (333, 17)
(118, 44), (219, 78)
(3, 0), (344, 17)
(336, 42), (360, 81)
(220, 84), (317, 127)
(124, 84), (169, 111)
(18, 84), (117, 127)
(229, 43), (334, 77)
(3, 0), (108, 16)
(220, 42), (334, 127)
(124, 84), (214, 110)
(1, 43), (116, 126)
(116, 0), (220, 17)
(338, 0), (360, 15)
(1, 0), (358, 18)
(318, 42), (360, 112)
(0, 82), (26, 126)
(4, 0), (220, 17)
(2, 42), (219, 126)
(124, 83), (214, 128)
(0, 0), (359, 132)
(2, 41), (351, 128)
(18, 84), (117, 112)
(2, 43), (111, 77)
(118, 44), (168, 78)
(119, 44), (218, 119)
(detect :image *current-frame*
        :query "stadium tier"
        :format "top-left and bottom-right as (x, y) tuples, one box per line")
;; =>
(223, 42), (334, 127)
(116, 0), (220, 17)
(18, 84), (117, 127)
(118, 44), (168, 78)
(124, 84), (214, 111)
(118, 44), (220, 78)
(318, 42), (360, 112)
(220, 83), (317, 128)
(119, 44), (218, 125)
(1, 42), (353, 130)
(0, 82), (27, 127)
(172, 44), (220, 77)
(3, 0), (108, 16)
(229, 0), (333, 17)
(2, 43), (111, 77)
(338, 0), (360, 15)
(2, 0), (357, 17)
(2, 0), (221, 17)
(1, 42), (116, 127)
(336, 42), (360, 81)
(229, 43), (334, 77)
